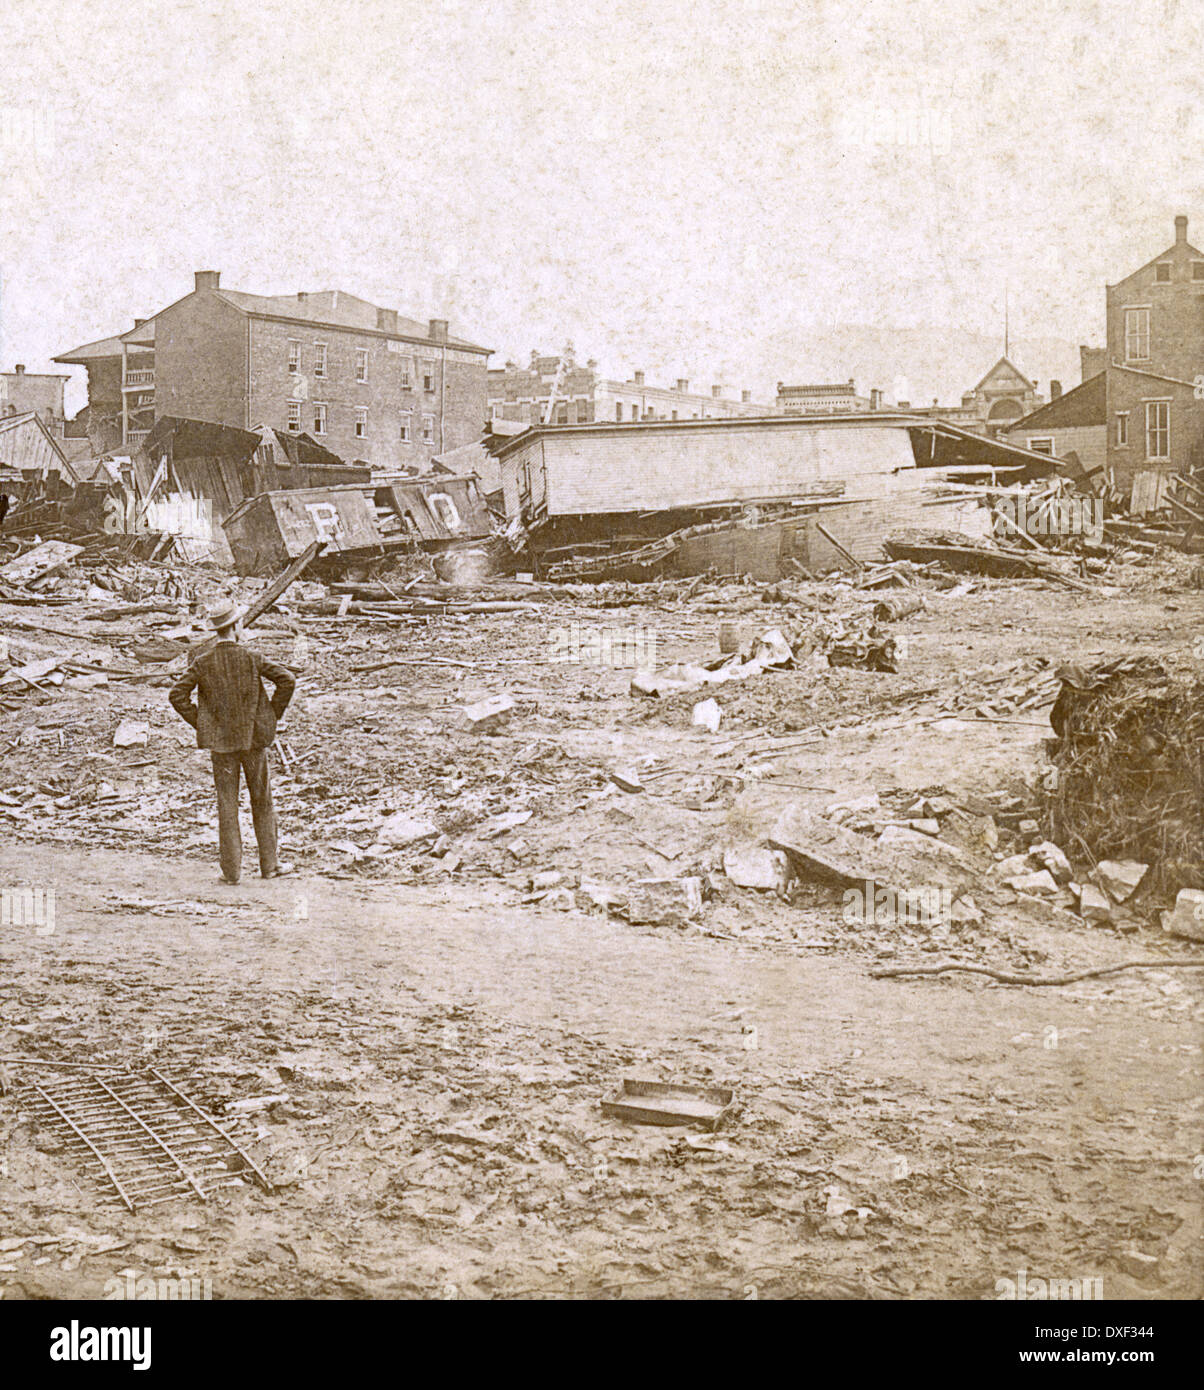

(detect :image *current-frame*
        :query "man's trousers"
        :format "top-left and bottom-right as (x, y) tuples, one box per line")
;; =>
(211, 748), (278, 881)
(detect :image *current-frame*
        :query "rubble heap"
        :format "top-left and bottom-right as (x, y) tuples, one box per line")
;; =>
(1044, 656), (1204, 898)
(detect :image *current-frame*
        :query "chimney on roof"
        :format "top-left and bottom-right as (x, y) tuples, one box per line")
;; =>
(675, 378), (688, 392)
(194, 270), (220, 292)
(376, 307), (398, 334)
(429, 319), (449, 344)
(870, 388), (882, 410)
(14, 364), (24, 375)
(1175, 214), (1188, 244)
(899, 399), (910, 409)
(296, 291), (308, 303)
(741, 389), (751, 402)
(1051, 379), (1063, 400)
(711, 384), (722, 398)
(633, 369), (645, 386)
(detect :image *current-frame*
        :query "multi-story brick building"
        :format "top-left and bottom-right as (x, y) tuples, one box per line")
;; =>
(0, 365), (69, 431)
(488, 350), (770, 425)
(55, 271), (491, 470)
(1104, 214), (1204, 494)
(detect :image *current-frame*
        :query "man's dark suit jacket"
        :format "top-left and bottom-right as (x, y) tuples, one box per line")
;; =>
(169, 642), (296, 752)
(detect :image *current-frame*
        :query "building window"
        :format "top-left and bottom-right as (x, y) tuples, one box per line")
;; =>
(422, 361), (435, 392)
(399, 411), (412, 442)
(556, 403), (568, 424)
(671, 410), (678, 420)
(313, 342), (328, 378)
(421, 414), (435, 444)
(287, 340), (301, 373)
(287, 400), (301, 432)
(1124, 308), (1150, 362)
(579, 400), (593, 423)
(1027, 438), (1054, 455)
(355, 349), (368, 383)
(398, 356), (413, 388)
(1115, 412), (1129, 446)
(1155, 262), (1172, 283)
(1193, 262), (1204, 281)
(313, 402), (327, 435)
(354, 407), (368, 438)
(1145, 401), (1169, 459)
(615, 403), (623, 422)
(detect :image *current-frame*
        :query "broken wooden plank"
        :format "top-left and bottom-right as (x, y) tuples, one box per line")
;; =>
(0, 540), (84, 586)
(187, 540), (326, 662)
(815, 522), (864, 573)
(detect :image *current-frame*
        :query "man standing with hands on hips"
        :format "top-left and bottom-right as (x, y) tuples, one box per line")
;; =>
(170, 599), (296, 884)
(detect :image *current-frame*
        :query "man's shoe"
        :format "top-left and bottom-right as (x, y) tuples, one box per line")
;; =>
(218, 874), (240, 885)
(261, 862), (294, 878)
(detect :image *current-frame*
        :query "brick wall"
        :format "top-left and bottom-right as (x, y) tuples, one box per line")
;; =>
(1105, 226), (1204, 485)
(154, 291), (248, 429)
(248, 317), (486, 469)
(1105, 372), (1203, 488)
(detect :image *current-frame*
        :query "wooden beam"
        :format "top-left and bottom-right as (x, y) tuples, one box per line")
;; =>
(1171, 472), (1204, 503)
(814, 521), (863, 572)
(1166, 491), (1204, 526)
(991, 505), (1045, 552)
(188, 540), (325, 661)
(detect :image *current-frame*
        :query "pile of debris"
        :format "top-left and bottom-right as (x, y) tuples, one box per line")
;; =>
(1044, 656), (1204, 899)
(884, 527), (1094, 591)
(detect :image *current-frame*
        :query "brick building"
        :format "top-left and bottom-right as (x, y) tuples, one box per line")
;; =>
(0, 365), (68, 431)
(775, 380), (877, 414)
(956, 357), (1044, 435)
(1104, 214), (1204, 496)
(488, 350), (770, 425)
(55, 272), (491, 470)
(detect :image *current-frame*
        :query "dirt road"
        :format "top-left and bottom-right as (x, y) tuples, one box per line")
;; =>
(1, 837), (1199, 1300)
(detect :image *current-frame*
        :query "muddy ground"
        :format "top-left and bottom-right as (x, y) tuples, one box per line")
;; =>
(0, 557), (1201, 1299)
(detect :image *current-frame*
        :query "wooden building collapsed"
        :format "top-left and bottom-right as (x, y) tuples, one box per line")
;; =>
(485, 412), (1065, 581)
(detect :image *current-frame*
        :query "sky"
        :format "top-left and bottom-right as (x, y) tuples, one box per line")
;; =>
(1, 0), (1201, 414)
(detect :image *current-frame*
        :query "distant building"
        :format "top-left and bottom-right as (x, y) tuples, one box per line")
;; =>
(1005, 372), (1107, 484)
(774, 380), (875, 414)
(1104, 214), (1204, 499)
(0, 365), (68, 432)
(54, 271), (491, 470)
(957, 357), (1044, 435)
(488, 349), (770, 425)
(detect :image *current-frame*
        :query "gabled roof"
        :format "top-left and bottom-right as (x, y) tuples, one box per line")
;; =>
(1008, 372), (1106, 432)
(969, 356), (1035, 393)
(0, 410), (77, 480)
(1109, 240), (1204, 288)
(254, 423), (348, 469)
